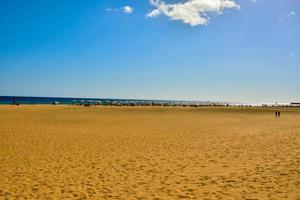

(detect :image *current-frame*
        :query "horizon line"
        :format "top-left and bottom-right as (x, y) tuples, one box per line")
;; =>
(0, 95), (297, 105)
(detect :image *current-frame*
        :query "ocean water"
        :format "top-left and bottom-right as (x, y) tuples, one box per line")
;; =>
(0, 96), (210, 105)
(0, 96), (151, 105)
(0, 96), (264, 106)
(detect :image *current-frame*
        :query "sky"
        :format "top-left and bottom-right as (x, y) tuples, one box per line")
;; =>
(0, 0), (299, 103)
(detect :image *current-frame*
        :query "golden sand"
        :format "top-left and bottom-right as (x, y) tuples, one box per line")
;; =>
(0, 105), (299, 199)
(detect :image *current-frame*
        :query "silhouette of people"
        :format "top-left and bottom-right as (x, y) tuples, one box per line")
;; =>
(275, 111), (281, 118)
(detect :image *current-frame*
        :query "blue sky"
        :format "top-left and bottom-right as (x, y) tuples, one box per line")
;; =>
(0, 0), (299, 103)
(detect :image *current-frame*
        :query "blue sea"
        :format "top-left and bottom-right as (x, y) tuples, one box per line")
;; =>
(0, 96), (259, 106)
(0, 96), (211, 106)
(0, 96), (151, 105)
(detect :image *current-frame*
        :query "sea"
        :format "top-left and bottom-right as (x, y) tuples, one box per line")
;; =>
(0, 96), (211, 105)
(0, 96), (269, 106)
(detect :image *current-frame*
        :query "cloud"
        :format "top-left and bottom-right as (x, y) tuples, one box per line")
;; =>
(123, 6), (134, 14)
(278, 11), (296, 22)
(147, 0), (240, 26)
(287, 11), (296, 17)
(106, 8), (114, 12)
(106, 5), (134, 14)
(289, 52), (294, 56)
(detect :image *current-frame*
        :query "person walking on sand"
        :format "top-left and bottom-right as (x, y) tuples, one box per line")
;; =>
(278, 111), (281, 118)
(275, 111), (278, 118)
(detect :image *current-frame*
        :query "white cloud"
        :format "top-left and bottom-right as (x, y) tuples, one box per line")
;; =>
(147, 0), (240, 26)
(286, 11), (296, 18)
(106, 5), (134, 14)
(289, 52), (294, 56)
(278, 11), (296, 22)
(123, 6), (134, 14)
(251, 0), (256, 3)
(288, 11), (296, 16)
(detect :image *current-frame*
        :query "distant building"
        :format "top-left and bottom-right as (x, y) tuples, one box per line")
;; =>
(290, 103), (300, 107)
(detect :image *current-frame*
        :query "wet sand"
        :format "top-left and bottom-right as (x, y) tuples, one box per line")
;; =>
(0, 105), (299, 199)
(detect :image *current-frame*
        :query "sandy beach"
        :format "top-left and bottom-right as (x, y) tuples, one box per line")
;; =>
(0, 105), (299, 199)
